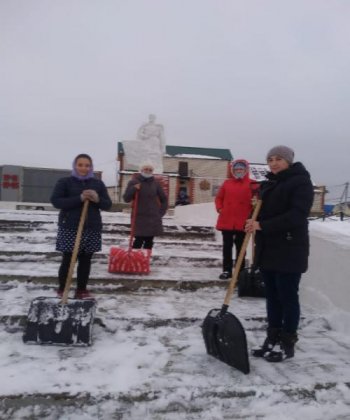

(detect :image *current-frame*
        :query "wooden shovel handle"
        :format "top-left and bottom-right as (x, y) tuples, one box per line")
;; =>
(223, 200), (262, 307)
(61, 200), (89, 304)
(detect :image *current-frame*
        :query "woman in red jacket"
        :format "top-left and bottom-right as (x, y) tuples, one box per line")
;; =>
(215, 159), (256, 279)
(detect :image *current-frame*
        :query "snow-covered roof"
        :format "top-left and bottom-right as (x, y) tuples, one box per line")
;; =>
(167, 154), (221, 160)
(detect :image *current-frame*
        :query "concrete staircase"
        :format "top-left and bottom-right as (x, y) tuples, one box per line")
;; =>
(1, 209), (349, 419)
(0, 210), (227, 291)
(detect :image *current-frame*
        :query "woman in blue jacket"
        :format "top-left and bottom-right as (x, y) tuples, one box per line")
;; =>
(245, 146), (314, 362)
(51, 154), (112, 298)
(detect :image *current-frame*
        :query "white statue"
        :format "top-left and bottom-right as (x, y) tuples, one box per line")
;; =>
(122, 114), (166, 174)
(137, 114), (166, 154)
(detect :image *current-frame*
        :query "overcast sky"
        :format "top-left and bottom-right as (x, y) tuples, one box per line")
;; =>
(1, 0), (350, 197)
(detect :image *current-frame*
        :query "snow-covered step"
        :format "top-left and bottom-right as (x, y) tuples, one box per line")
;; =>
(1, 380), (349, 420)
(0, 216), (216, 234)
(1, 210), (350, 418)
(0, 235), (221, 253)
(0, 227), (216, 242)
(0, 262), (228, 290)
(0, 283), (349, 419)
(0, 249), (222, 268)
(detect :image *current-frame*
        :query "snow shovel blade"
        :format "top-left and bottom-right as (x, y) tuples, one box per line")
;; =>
(202, 308), (250, 374)
(238, 268), (266, 298)
(23, 296), (96, 346)
(108, 247), (151, 274)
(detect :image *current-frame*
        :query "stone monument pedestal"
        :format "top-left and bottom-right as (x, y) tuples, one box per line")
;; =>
(122, 139), (164, 174)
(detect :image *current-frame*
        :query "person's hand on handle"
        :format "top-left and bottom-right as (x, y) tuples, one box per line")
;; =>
(80, 189), (99, 203)
(134, 183), (141, 191)
(87, 190), (99, 203)
(80, 191), (88, 202)
(245, 219), (261, 233)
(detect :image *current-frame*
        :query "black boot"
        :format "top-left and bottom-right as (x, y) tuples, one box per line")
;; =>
(265, 332), (298, 363)
(252, 327), (282, 357)
(219, 271), (231, 280)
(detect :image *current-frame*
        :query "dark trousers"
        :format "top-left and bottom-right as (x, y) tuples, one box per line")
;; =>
(221, 230), (245, 273)
(261, 270), (302, 334)
(58, 252), (93, 291)
(132, 236), (154, 250)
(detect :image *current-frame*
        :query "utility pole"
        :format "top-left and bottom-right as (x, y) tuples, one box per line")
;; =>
(339, 182), (349, 221)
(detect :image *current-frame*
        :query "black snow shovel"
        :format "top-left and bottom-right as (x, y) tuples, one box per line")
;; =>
(238, 232), (266, 298)
(23, 200), (96, 346)
(202, 200), (262, 374)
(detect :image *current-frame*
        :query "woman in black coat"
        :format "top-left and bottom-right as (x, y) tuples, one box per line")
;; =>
(51, 154), (112, 298)
(245, 146), (314, 362)
(123, 162), (168, 250)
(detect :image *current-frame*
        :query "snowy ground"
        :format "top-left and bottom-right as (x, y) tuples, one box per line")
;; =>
(0, 207), (349, 419)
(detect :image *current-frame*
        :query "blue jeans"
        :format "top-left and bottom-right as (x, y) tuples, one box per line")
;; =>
(260, 270), (302, 334)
